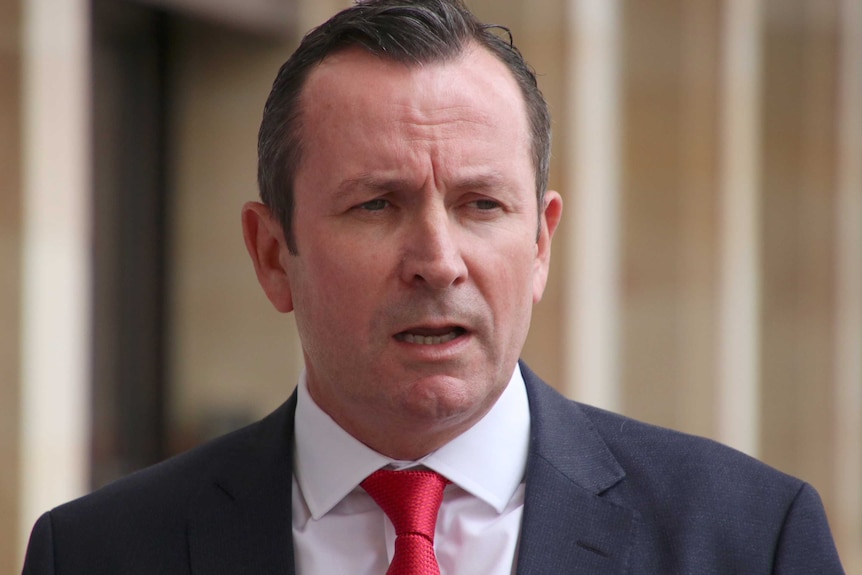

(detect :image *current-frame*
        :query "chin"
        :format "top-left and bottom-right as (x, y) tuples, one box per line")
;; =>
(396, 379), (497, 427)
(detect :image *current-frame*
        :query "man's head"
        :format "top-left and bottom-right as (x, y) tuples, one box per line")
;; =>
(243, 0), (562, 459)
(257, 0), (552, 254)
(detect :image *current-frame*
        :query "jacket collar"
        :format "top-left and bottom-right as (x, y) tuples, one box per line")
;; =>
(186, 364), (637, 574)
(517, 362), (637, 574)
(187, 394), (298, 575)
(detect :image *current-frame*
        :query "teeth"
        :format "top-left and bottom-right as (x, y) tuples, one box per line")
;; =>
(401, 331), (460, 345)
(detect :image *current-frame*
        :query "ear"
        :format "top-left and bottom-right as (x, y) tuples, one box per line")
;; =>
(532, 190), (563, 303)
(241, 201), (294, 313)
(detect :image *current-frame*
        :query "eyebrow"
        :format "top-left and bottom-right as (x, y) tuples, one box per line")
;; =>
(335, 171), (513, 197)
(335, 176), (407, 197)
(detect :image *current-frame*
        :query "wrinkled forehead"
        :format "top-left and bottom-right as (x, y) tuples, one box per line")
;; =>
(298, 43), (531, 146)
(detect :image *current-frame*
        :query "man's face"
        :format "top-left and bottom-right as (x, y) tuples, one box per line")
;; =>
(251, 44), (561, 458)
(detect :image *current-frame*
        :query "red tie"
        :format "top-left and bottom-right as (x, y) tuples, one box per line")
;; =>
(361, 469), (450, 575)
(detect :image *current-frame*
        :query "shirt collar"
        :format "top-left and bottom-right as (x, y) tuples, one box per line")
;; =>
(294, 366), (531, 519)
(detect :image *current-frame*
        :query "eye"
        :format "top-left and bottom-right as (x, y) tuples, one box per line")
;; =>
(470, 198), (502, 210)
(358, 198), (389, 211)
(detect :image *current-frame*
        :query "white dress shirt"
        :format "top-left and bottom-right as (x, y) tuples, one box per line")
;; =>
(292, 366), (531, 575)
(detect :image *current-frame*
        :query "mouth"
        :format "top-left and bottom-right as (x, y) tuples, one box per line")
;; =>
(394, 326), (468, 345)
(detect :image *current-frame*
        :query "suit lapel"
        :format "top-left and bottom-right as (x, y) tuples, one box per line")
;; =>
(516, 363), (638, 574)
(187, 395), (298, 575)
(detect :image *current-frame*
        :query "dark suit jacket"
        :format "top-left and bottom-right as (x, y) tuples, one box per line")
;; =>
(23, 363), (844, 574)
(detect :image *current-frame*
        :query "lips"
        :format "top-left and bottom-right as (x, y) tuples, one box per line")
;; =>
(394, 326), (467, 345)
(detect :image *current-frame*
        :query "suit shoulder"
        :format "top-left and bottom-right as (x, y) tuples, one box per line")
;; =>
(51, 398), (292, 524)
(25, 399), (295, 574)
(576, 404), (842, 571)
(520, 363), (806, 499)
(574, 401), (809, 515)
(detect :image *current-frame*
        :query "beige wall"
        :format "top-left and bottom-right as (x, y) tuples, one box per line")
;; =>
(12, 0), (92, 565)
(0, 0), (22, 571)
(167, 18), (305, 447)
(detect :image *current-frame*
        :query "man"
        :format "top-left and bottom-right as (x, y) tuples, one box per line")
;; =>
(23, 0), (844, 573)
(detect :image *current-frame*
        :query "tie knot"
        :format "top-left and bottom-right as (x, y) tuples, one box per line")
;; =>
(361, 469), (449, 541)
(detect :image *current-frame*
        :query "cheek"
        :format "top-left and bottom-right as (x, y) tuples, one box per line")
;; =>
(301, 244), (391, 321)
(474, 243), (539, 316)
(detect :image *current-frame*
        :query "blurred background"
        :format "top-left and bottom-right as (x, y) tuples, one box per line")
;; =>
(2, 0), (860, 571)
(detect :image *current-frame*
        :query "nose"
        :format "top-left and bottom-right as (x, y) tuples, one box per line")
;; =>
(399, 205), (468, 289)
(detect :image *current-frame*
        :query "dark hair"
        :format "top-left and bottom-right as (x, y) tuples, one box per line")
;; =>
(257, 0), (551, 253)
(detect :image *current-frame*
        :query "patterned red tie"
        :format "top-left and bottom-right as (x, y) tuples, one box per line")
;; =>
(361, 469), (450, 575)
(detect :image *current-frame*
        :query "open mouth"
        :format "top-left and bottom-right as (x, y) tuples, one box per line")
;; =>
(394, 326), (467, 345)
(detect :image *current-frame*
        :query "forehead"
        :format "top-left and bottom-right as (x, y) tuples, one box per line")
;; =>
(297, 43), (531, 155)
